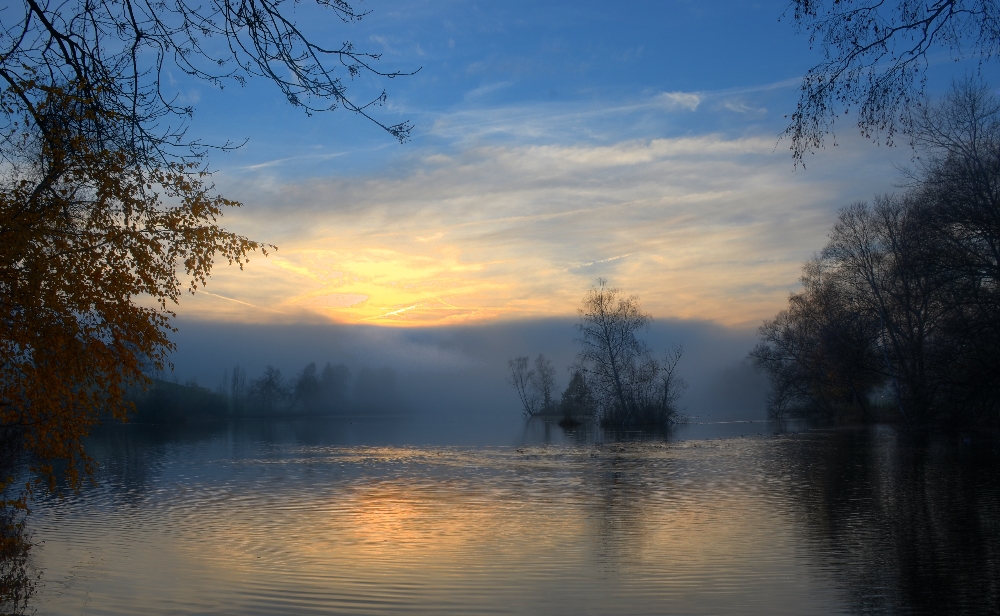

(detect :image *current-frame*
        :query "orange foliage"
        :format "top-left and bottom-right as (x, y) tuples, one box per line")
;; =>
(0, 79), (265, 489)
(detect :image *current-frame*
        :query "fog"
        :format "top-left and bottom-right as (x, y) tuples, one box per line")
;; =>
(164, 317), (768, 440)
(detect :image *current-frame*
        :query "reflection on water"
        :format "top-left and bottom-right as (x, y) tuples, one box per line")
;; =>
(27, 419), (1000, 615)
(774, 427), (1000, 615)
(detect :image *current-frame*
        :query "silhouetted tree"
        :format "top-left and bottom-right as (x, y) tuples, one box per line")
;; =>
(282, 362), (354, 414)
(756, 82), (1000, 426)
(507, 356), (539, 416)
(576, 279), (683, 427)
(910, 81), (1000, 420)
(755, 196), (953, 421)
(249, 366), (289, 414)
(559, 369), (596, 420)
(752, 259), (886, 418)
(532, 354), (558, 414)
(825, 196), (951, 420)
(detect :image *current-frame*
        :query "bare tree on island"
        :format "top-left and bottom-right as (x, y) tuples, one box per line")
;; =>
(533, 355), (558, 414)
(507, 354), (559, 417)
(507, 353), (562, 417)
(576, 280), (649, 418)
(575, 279), (685, 427)
(508, 357), (539, 417)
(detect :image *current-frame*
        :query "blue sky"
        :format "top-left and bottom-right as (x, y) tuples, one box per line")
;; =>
(188, 1), (817, 169)
(161, 0), (995, 327)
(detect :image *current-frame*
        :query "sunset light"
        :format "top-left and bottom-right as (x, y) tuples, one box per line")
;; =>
(185, 136), (896, 327)
(6, 0), (998, 613)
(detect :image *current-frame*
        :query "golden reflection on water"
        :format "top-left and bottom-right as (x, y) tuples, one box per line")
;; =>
(33, 442), (842, 615)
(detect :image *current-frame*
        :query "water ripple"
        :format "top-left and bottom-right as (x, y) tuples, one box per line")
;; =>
(27, 425), (1000, 615)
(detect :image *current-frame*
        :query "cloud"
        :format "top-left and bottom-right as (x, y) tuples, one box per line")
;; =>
(722, 100), (767, 115)
(368, 34), (396, 54)
(464, 81), (514, 101)
(657, 91), (701, 111)
(195, 132), (898, 328)
(567, 254), (632, 275)
(414, 80), (793, 147)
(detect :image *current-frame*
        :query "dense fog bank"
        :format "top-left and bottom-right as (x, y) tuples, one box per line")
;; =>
(164, 317), (768, 426)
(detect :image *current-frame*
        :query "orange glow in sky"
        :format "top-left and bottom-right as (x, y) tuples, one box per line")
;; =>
(182, 136), (894, 327)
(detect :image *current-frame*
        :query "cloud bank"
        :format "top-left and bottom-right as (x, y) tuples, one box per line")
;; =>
(187, 131), (897, 327)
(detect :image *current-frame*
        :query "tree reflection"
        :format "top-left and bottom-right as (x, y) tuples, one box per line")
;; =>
(775, 427), (1000, 614)
(585, 444), (662, 567)
(0, 501), (33, 615)
(0, 428), (34, 615)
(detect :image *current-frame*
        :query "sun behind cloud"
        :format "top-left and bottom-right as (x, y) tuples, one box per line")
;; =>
(273, 246), (515, 324)
(186, 134), (894, 327)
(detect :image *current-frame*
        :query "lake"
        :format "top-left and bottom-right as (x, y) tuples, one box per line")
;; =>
(27, 417), (1000, 615)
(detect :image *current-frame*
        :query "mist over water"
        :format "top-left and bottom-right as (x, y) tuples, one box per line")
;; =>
(164, 317), (769, 439)
(30, 318), (998, 616)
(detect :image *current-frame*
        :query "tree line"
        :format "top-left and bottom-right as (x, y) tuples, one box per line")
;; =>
(752, 82), (1000, 428)
(508, 280), (685, 428)
(131, 363), (402, 422)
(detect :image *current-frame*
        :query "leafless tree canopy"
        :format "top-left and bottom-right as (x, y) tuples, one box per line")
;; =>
(504, 282), (684, 425)
(506, 354), (558, 417)
(0, 0), (414, 173)
(532, 354), (557, 413)
(785, 0), (1000, 163)
(575, 279), (684, 427)
(507, 356), (538, 417)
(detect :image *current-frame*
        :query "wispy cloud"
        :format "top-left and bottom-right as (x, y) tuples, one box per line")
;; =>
(242, 151), (350, 171)
(657, 91), (701, 111)
(199, 132), (898, 328)
(722, 100), (767, 115)
(408, 77), (803, 147)
(464, 81), (514, 101)
(198, 291), (285, 314)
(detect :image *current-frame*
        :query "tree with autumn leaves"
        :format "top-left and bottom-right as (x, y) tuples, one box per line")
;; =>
(1, 1), (409, 603)
(0, 76), (252, 612)
(0, 0), (410, 496)
(0, 80), (263, 489)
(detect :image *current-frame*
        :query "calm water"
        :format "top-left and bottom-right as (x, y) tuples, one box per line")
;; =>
(27, 418), (1000, 615)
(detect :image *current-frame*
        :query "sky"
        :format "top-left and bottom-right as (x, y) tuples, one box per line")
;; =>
(157, 0), (996, 329)
(154, 0), (993, 414)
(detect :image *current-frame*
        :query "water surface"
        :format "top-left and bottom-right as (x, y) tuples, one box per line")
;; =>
(29, 419), (1000, 615)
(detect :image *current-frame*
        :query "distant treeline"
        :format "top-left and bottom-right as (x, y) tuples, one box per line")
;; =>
(751, 82), (1000, 428)
(129, 362), (401, 423)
